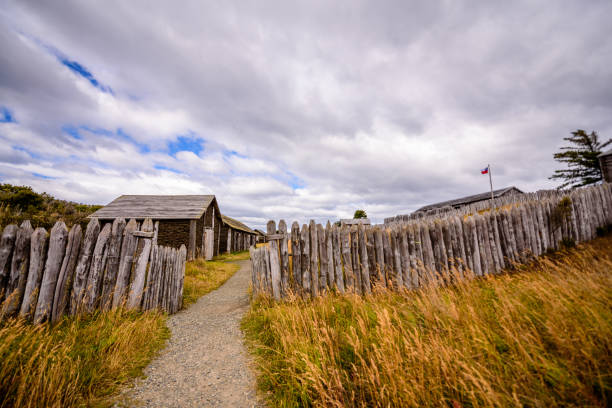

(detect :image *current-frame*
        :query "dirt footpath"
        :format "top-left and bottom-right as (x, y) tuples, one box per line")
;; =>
(125, 259), (260, 407)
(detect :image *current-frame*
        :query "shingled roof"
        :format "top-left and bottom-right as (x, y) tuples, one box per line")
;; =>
(222, 215), (254, 234)
(89, 195), (216, 220)
(416, 186), (523, 213)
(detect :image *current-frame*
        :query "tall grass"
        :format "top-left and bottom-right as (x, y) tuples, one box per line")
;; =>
(182, 251), (249, 307)
(0, 309), (169, 408)
(242, 236), (612, 407)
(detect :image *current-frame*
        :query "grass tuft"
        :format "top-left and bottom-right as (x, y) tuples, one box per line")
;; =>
(0, 308), (169, 408)
(242, 236), (612, 407)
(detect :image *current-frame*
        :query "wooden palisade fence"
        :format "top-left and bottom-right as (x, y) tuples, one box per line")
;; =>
(0, 217), (186, 324)
(251, 183), (612, 300)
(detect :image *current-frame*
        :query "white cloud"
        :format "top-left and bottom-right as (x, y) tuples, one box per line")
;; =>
(1, 0), (611, 229)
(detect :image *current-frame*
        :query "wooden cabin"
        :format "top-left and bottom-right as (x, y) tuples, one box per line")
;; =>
(89, 195), (222, 260)
(253, 229), (266, 243)
(414, 186), (524, 214)
(599, 148), (612, 183)
(220, 215), (256, 253)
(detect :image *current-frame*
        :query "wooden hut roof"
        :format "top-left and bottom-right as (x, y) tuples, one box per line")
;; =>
(416, 186), (523, 213)
(89, 195), (216, 220)
(598, 148), (612, 157)
(221, 215), (254, 234)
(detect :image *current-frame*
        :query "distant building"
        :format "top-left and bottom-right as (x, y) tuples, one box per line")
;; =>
(89, 195), (222, 260)
(599, 148), (612, 183)
(253, 229), (266, 243)
(414, 186), (524, 214)
(220, 215), (256, 253)
(340, 218), (371, 226)
(384, 186), (524, 224)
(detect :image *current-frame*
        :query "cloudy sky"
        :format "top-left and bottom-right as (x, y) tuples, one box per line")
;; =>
(1, 1), (611, 228)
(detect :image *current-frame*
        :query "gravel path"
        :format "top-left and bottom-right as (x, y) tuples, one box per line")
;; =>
(124, 259), (261, 407)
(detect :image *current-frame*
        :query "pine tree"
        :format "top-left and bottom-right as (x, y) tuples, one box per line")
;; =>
(549, 130), (611, 189)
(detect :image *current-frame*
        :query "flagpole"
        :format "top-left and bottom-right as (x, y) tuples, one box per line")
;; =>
(488, 163), (494, 209)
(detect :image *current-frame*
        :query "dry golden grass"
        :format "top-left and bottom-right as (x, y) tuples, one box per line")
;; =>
(0, 308), (169, 408)
(182, 251), (249, 308)
(242, 235), (612, 407)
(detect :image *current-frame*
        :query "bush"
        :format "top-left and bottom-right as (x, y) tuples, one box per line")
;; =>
(0, 184), (102, 230)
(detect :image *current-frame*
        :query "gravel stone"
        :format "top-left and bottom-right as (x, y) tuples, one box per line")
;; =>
(122, 260), (262, 407)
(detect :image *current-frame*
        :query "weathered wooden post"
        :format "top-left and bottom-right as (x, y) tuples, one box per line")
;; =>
(112, 218), (137, 308)
(301, 224), (311, 297)
(291, 222), (301, 292)
(20, 228), (48, 319)
(358, 225), (371, 294)
(325, 222), (335, 289)
(100, 218), (125, 311)
(71, 218), (100, 314)
(0, 225), (18, 304)
(266, 220), (281, 300)
(340, 225), (353, 292)
(278, 220), (289, 296)
(51, 224), (82, 322)
(317, 223), (328, 293)
(34, 222), (68, 324)
(188, 219), (197, 261)
(332, 225), (345, 293)
(309, 220), (319, 297)
(127, 218), (154, 309)
(84, 222), (112, 312)
(2, 221), (33, 317)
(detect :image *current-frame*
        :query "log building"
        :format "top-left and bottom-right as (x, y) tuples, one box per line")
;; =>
(89, 195), (222, 260)
(220, 215), (256, 253)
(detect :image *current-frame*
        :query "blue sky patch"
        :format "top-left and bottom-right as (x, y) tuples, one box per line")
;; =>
(13, 145), (42, 160)
(154, 164), (182, 174)
(62, 125), (82, 139)
(168, 134), (205, 156)
(58, 56), (113, 94)
(0, 106), (16, 123)
(32, 172), (57, 180)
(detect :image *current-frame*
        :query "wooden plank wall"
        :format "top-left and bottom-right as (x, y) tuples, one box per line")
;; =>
(0, 217), (187, 324)
(251, 183), (612, 300)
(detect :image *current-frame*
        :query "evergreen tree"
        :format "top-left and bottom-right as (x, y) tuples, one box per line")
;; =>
(549, 130), (611, 189)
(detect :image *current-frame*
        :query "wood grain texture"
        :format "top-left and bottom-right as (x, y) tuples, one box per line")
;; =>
(89, 194), (215, 220)
(291, 222), (301, 291)
(112, 219), (137, 308)
(128, 218), (154, 309)
(19, 228), (47, 319)
(300, 224), (310, 296)
(332, 226), (344, 292)
(0, 225), (17, 304)
(84, 223), (112, 312)
(100, 219), (125, 310)
(317, 223), (328, 293)
(2, 221), (33, 317)
(51, 224), (82, 322)
(278, 220), (289, 297)
(71, 218), (100, 314)
(34, 222), (68, 324)
(309, 220), (319, 297)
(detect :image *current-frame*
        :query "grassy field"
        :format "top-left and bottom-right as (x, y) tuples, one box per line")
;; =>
(242, 235), (612, 407)
(182, 250), (250, 308)
(0, 251), (248, 407)
(0, 308), (169, 408)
